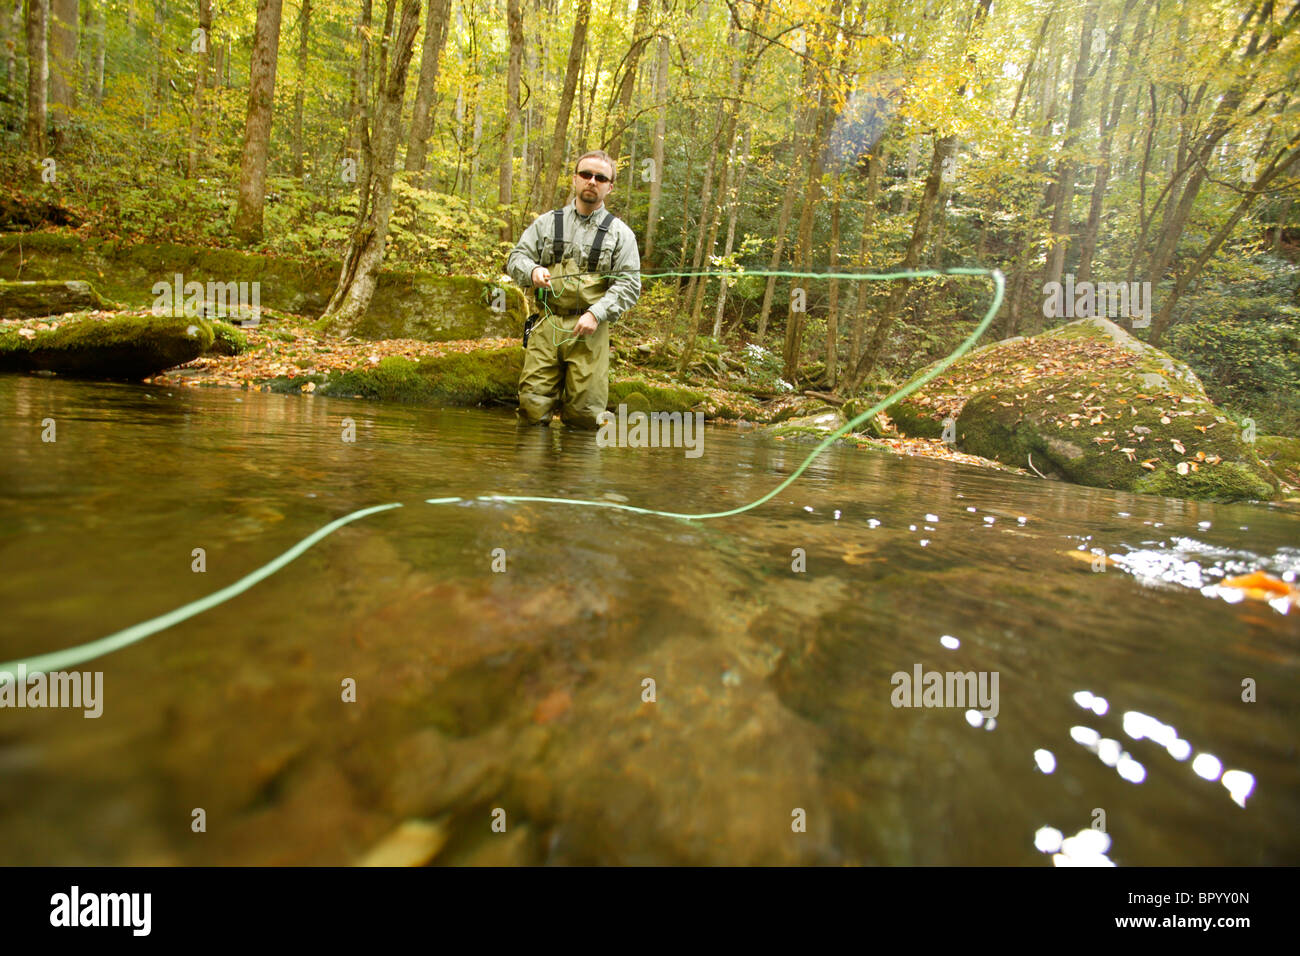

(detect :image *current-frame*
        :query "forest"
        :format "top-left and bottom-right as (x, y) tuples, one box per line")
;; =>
(2, 0), (1299, 434)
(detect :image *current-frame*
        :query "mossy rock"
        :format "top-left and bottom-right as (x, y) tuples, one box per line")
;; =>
(318, 347), (524, 405)
(607, 378), (706, 413)
(1133, 461), (1276, 503)
(0, 314), (213, 379)
(0, 279), (111, 318)
(1255, 435), (1300, 486)
(207, 322), (250, 356)
(617, 391), (653, 415)
(761, 409), (848, 442)
(892, 316), (1277, 502)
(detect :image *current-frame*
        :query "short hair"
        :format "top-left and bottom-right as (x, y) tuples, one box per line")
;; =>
(574, 150), (616, 184)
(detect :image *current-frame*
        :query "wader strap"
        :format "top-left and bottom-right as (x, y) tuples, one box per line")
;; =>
(547, 208), (565, 267)
(587, 211), (616, 273)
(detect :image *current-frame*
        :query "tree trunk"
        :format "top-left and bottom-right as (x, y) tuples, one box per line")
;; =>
(150, 0), (163, 112)
(292, 0), (310, 178)
(90, 0), (103, 103)
(186, 0), (211, 179)
(232, 0), (284, 243)
(1151, 138), (1300, 343)
(1043, 0), (1099, 290)
(782, 103), (835, 379)
(840, 134), (955, 394)
(1145, 2), (1296, 285)
(847, 152), (879, 370)
(499, 0), (523, 236)
(47, 0), (73, 151)
(404, 0), (450, 175)
(643, 12), (668, 265)
(346, 0), (373, 181)
(542, 0), (590, 209)
(1076, 0), (1142, 283)
(711, 125), (752, 338)
(605, 0), (650, 159)
(825, 178), (842, 387)
(4, 1), (18, 99)
(321, 0), (423, 329)
(23, 0), (46, 159)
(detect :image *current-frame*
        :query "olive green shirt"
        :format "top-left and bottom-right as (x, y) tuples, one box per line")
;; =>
(505, 202), (642, 323)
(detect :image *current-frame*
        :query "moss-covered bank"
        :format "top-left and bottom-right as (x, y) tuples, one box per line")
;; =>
(0, 231), (527, 341)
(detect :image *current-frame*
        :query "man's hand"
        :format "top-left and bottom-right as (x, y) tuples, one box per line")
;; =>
(575, 312), (598, 336)
(531, 266), (552, 289)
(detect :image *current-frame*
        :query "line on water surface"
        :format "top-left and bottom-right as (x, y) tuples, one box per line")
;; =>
(0, 268), (1003, 675)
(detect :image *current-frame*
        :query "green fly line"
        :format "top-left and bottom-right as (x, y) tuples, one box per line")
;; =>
(0, 267), (1003, 678)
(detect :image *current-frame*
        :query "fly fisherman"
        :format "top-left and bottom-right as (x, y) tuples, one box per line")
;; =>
(506, 149), (641, 428)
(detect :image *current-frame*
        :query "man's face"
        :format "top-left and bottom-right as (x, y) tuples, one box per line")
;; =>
(574, 158), (614, 206)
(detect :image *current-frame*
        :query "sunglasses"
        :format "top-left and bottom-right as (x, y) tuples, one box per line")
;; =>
(575, 168), (612, 184)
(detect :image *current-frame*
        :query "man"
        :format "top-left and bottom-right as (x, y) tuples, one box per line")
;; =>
(506, 150), (641, 428)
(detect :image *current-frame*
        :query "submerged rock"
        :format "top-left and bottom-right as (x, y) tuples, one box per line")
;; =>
(889, 317), (1279, 502)
(0, 313), (214, 379)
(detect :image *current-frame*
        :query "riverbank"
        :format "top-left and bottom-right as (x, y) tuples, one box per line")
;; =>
(0, 303), (1027, 479)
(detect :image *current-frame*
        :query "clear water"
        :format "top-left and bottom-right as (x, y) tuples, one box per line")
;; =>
(1, 375), (1297, 865)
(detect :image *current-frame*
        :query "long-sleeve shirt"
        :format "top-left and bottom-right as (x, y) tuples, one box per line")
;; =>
(505, 202), (642, 324)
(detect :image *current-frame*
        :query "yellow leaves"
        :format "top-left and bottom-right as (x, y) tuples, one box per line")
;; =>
(1221, 571), (1294, 601)
(841, 544), (881, 565)
(1064, 549), (1115, 567)
(1140, 458), (1159, 470)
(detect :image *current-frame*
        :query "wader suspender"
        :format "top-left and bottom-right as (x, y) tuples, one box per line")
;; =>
(526, 208), (618, 347)
(543, 208), (617, 272)
(586, 211), (616, 272)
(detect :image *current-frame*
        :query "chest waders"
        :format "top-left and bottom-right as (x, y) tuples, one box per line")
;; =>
(518, 208), (617, 429)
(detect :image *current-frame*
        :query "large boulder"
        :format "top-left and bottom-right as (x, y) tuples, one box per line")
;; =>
(889, 317), (1279, 502)
(0, 314), (214, 379)
(0, 279), (111, 318)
